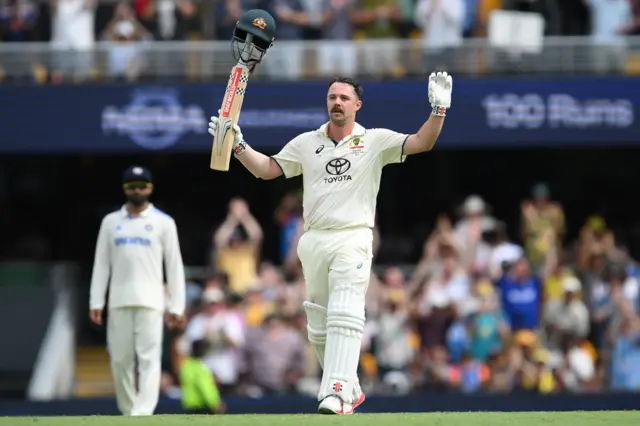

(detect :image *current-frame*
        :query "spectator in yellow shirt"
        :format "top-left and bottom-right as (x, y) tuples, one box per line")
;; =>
(213, 197), (263, 295)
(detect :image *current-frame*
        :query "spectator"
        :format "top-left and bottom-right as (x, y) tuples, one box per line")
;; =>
(577, 215), (617, 270)
(265, 0), (308, 80)
(179, 287), (246, 395)
(213, 197), (263, 296)
(241, 285), (273, 328)
(422, 248), (471, 315)
(356, 0), (403, 78)
(610, 313), (640, 391)
(414, 0), (465, 72)
(101, 1), (151, 81)
(317, 0), (357, 77)
(466, 280), (511, 362)
(486, 221), (524, 280)
(368, 289), (415, 387)
(542, 251), (575, 310)
(137, 0), (199, 41)
(0, 0), (37, 42)
(409, 213), (460, 294)
(521, 183), (565, 274)
(415, 287), (456, 363)
(180, 339), (226, 414)
(590, 261), (635, 350)
(542, 276), (590, 352)
(274, 190), (303, 264)
(50, 0), (96, 82)
(585, 0), (633, 74)
(215, 0), (269, 40)
(453, 195), (496, 272)
(496, 256), (543, 332)
(241, 313), (307, 396)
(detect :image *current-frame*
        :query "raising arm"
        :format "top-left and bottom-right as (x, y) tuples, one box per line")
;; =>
(403, 72), (453, 155)
(208, 116), (303, 180)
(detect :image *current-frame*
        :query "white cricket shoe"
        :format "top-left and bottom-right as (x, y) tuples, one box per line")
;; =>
(318, 392), (366, 415)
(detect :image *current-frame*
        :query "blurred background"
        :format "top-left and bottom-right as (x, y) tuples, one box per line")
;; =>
(2, 0), (640, 416)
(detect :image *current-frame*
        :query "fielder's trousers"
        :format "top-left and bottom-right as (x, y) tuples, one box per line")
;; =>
(107, 306), (164, 416)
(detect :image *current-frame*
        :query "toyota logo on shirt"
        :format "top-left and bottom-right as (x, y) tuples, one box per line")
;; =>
(325, 158), (351, 175)
(324, 158), (352, 183)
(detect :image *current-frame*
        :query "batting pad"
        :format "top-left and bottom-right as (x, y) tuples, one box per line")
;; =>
(319, 284), (366, 404)
(303, 301), (327, 369)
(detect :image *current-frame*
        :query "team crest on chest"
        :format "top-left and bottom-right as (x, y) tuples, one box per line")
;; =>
(349, 137), (365, 156)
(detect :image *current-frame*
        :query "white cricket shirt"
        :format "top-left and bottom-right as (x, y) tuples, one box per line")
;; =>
(89, 203), (186, 315)
(272, 122), (408, 231)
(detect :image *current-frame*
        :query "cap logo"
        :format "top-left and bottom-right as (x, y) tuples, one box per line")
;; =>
(252, 17), (267, 30)
(132, 167), (143, 175)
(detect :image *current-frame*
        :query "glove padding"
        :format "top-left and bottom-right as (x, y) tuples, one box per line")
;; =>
(428, 71), (453, 117)
(208, 109), (246, 155)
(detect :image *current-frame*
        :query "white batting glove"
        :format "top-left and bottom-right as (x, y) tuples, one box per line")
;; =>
(208, 110), (248, 156)
(428, 71), (453, 117)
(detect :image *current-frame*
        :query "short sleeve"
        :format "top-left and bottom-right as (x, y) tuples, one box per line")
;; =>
(372, 128), (410, 166)
(271, 137), (303, 178)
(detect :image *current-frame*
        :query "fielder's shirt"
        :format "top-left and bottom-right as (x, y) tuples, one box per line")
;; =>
(271, 122), (408, 231)
(89, 203), (186, 315)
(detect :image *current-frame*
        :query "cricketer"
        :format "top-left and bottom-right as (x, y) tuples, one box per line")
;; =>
(208, 71), (453, 414)
(89, 165), (186, 416)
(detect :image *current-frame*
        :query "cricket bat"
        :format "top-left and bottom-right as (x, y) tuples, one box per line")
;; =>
(210, 63), (250, 171)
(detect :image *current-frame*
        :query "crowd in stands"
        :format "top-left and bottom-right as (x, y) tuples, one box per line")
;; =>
(0, 0), (636, 81)
(157, 183), (640, 408)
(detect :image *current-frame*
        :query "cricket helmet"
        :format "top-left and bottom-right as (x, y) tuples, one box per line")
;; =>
(231, 9), (276, 72)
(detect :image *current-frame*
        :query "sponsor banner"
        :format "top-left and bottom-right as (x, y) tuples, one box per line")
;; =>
(0, 77), (638, 153)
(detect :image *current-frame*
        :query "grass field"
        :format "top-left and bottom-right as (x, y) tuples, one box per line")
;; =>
(1, 412), (639, 426)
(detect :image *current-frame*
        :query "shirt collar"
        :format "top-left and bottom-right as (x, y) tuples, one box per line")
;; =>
(121, 203), (154, 218)
(317, 122), (366, 139)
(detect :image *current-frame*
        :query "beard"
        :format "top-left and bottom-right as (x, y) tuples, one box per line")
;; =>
(127, 194), (149, 207)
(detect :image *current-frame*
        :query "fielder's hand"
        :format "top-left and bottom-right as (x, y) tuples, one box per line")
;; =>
(428, 71), (453, 117)
(165, 313), (185, 330)
(208, 110), (247, 156)
(89, 309), (103, 326)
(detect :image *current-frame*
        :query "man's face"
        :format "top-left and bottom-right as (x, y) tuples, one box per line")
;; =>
(327, 82), (362, 126)
(205, 301), (224, 315)
(513, 257), (530, 280)
(123, 181), (153, 206)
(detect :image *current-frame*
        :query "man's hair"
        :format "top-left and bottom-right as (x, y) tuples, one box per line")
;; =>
(191, 339), (209, 358)
(328, 76), (363, 101)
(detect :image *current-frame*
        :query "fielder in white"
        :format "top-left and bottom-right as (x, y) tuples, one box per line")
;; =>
(89, 166), (186, 416)
(209, 72), (453, 414)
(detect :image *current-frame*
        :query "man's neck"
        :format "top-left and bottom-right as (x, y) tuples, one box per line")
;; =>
(327, 121), (355, 142)
(126, 202), (150, 216)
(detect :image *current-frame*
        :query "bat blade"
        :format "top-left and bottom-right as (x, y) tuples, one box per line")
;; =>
(210, 63), (250, 171)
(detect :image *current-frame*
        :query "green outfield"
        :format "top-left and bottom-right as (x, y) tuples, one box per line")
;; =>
(1, 412), (639, 426)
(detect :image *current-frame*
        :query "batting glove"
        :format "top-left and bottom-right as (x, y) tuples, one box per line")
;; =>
(208, 110), (248, 156)
(428, 71), (453, 117)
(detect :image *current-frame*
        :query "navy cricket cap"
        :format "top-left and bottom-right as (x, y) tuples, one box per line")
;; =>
(122, 166), (153, 184)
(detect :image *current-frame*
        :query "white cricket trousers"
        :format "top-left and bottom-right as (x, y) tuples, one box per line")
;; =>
(297, 227), (373, 307)
(107, 306), (164, 416)
(297, 227), (373, 403)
